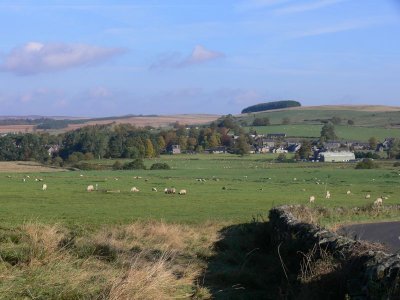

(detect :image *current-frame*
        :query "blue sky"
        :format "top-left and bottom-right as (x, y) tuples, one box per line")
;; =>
(0, 0), (399, 117)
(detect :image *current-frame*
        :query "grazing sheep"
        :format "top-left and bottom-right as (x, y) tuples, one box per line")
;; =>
(35, 178), (38, 182)
(365, 194), (371, 199)
(325, 191), (331, 199)
(130, 187), (139, 192)
(152, 187), (157, 192)
(374, 197), (383, 206)
(42, 184), (47, 191)
(87, 185), (94, 192)
(309, 196), (315, 203)
(346, 190), (351, 195)
(22, 178), (26, 182)
(164, 188), (176, 194)
(178, 189), (187, 195)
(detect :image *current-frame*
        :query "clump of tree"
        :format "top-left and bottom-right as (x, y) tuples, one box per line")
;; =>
(150, 162), (171, 170)
(112, 160), (123, 170)
(296, 140), (313, 160)
(282, 117), (291, 125)
(320, 122), (337, 141)
(331, 116), (341, 125)
(233, 135), (250, 156)
(241, 100), (301, 114)
(123, 158), (146, 170)
(347, 119), (354, 125)
(354, 152), (380, 159)
(252, 117), (270, 126)
(355, 158), (378, 169)
(368, 137), (378, 150)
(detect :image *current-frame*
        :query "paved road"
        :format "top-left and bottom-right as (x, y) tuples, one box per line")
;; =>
(339, 221), (400, 253)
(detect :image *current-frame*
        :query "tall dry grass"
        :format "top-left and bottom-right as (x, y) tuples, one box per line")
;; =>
(0, 221), (221, 299)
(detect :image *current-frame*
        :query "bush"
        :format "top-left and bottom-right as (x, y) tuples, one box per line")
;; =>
(73, 162), (106, 170)
(112, 160), (123, 170)
(252, 117), (270, 126)
(355, 158), (378, 169)
(394, 161), (400, 167)
(123, 158), (146, 170)
(354, 152), (380, 159)
(150, 163), (171, 170)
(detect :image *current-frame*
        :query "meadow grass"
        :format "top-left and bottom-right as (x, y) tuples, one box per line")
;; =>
(1, 154), (400, 298)
(246, 124), (400, 141)
(0, 154), (399, 226)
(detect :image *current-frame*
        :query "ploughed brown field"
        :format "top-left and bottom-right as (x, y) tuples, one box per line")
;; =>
(67, 114), (219, 130)
(0, 114), (219, 134)
(0, 161), (66, 173)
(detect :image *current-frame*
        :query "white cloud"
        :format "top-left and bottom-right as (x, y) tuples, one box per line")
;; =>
(150, 45), (224, 69)
(274, 0), (346, 14)
(0, 42), (125, 75)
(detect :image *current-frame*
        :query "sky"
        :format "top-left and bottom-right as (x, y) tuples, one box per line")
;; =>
(0, 0), (399, 117)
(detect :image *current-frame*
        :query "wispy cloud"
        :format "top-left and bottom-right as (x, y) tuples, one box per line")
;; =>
(150, 45), (224, 70)
(235, 0), (292, 12)
(0, 42), (125, 75)
(274, 0), (346, 14)
(291, 17), (391, 38)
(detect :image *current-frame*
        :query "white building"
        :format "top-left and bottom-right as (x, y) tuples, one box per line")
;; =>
(319, 151), (355, 162)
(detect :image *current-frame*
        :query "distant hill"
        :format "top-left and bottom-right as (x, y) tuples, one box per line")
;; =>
(0, 114), (220, 134)
(241, 100), (301, 114)
(237, 105), (400, 126)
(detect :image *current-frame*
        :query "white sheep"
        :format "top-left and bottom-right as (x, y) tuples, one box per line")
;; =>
(178, 189), (187, 195)
(130, 187), (139, 192)
(152, 187), (157, 192)
(42, 184), (47, 191)
(374, 197), (383, 206)
(309, 195), (315, 203)
(87, 185), (94, 192)
(365, 194), (371, 199)
(164, 188), (176, 194)
(346, 190), (351, 195)
(325, 191), (331, 199)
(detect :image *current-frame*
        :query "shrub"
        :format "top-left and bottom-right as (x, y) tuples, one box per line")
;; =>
(123, 158), (146, 170)
(355, 158), (378, 169)
(394, 161), (400, 167)
(150, 163), (171, 170)
(252, 117), (270, 126)
(112, 160), (123, 170)
(73, 162), (106, 170)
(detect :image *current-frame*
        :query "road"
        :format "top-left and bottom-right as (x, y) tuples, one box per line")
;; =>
(338, 221), (400, 253)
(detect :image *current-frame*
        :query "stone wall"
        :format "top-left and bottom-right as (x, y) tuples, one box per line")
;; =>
(269, 205), (400, 299)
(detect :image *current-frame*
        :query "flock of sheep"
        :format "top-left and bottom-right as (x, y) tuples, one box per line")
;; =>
(85, 184), (187, 195)
(16, 174), (388, 206)
(309, 190), (386, 206)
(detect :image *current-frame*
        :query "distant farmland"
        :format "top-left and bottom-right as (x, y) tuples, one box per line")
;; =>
(248, 124), (400, 141)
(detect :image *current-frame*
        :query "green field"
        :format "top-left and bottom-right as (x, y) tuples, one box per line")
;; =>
(247, 124), (400, 141)
(238, 108), (400, 127)
(1, 154), (399, 226)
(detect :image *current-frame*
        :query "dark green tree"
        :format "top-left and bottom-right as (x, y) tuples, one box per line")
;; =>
(320, 123), (337, 141)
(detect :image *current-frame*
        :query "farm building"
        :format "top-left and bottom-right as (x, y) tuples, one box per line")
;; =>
(167, 144), (181, 154)
(319, 151), (355, 162)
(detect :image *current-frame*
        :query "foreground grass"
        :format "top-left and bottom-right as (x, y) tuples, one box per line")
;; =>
(0, 221), (220, 299)
(0, 154), (399, 226)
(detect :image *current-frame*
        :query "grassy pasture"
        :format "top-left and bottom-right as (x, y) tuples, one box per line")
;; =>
(0, 154), (399, 226)
(239, 108), (400, 127)
(246, 124), (400, 141)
